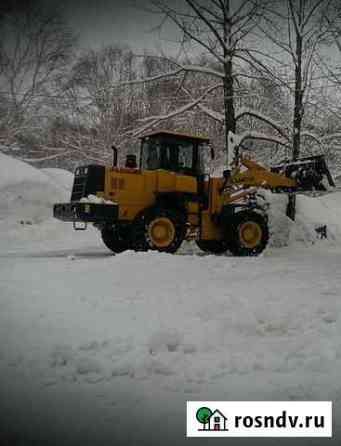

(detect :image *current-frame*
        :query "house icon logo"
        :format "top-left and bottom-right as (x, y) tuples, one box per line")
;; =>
(196, 407), (228, 431)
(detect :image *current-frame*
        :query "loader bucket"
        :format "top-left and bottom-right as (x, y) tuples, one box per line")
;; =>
(271, 155), (335, 192)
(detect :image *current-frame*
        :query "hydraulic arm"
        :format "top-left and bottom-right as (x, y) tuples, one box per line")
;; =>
(229, 154), (335, 193)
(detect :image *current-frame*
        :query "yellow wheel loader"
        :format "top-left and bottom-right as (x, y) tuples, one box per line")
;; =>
(53, 130), (334, 256)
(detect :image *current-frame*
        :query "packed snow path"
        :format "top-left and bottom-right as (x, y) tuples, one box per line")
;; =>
(0, 238), (341, 445)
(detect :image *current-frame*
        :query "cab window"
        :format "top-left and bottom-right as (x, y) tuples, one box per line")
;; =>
(141, 139), (161, 170)
(141, 137), (195, 174)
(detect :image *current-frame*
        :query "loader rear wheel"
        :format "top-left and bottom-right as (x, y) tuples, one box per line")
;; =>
(196, 239), (228, 254)
(132, 208), (186, 253)
(227, 210), (269, 256)
(101, 224), (129, 254)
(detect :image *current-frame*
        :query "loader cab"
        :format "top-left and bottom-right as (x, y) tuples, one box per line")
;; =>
(139, 130), (211, 177)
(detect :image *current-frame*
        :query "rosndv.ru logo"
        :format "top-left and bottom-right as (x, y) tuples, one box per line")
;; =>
(187, 401), (332, 437)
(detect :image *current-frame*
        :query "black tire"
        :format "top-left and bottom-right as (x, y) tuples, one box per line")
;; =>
(196, 239), (228, 254)
(101, 224), (130, 254)
(226, 210), (269, 256)
(131, 207), (186, 253)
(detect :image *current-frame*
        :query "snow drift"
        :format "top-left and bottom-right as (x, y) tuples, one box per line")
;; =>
(265, 189), (341, 248)
(0, 153), (71, 225)
(0, 153), (100, 251)
(41, 167), (74, 192)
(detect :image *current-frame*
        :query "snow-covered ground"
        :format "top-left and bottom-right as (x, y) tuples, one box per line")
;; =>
(0, 152), (341, 446)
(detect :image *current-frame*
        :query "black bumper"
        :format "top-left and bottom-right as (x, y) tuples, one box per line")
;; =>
(53, 202), (118, 223)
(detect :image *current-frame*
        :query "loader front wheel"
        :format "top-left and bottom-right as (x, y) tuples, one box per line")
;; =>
(132, 208), (186, 253)
(227, 211), (269, 256)
(101, 224), (130, 254)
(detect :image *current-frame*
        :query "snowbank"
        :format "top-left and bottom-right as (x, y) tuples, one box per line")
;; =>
(0, 152), (50, 190)
(0, 153), (70, 226)
(41, 167), (74, 192)
(0, 153), (100, 251)
(265, 189), (341, 248)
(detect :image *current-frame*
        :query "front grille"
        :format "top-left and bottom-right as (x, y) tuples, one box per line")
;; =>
(70, 165), (105, 202)
(71, 174), (87, 201)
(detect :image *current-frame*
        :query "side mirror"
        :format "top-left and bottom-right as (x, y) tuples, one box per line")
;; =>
(126, 154), (137, 169)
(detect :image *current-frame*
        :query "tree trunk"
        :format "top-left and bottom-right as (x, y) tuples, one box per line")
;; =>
(287, 1), (303, 221)
(223, 0), (236, 163)
(223, 58), (236, 156)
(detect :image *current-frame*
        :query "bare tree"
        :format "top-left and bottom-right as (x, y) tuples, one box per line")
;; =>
(145, 0), (279, 159)
(53, 46), (162, 167)
(0, 0), (75, 146)
(259, 0), (337, 218)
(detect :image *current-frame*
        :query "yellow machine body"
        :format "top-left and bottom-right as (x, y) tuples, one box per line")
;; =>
(102, 167), (199, 224)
